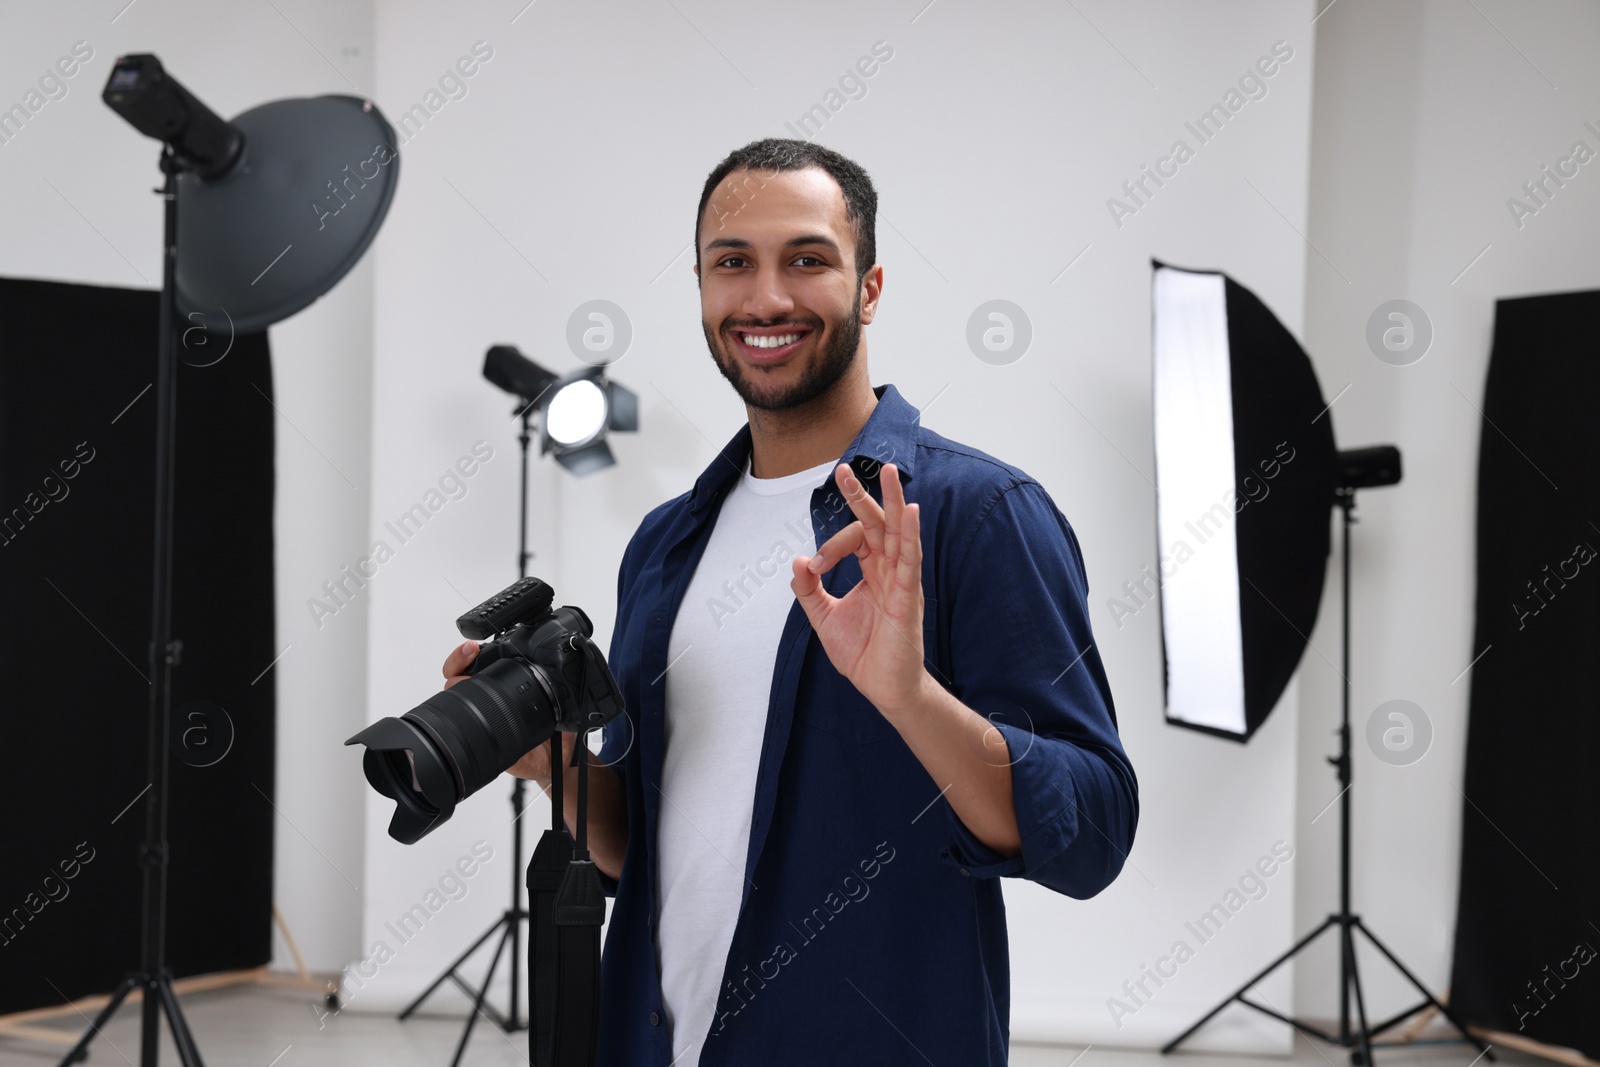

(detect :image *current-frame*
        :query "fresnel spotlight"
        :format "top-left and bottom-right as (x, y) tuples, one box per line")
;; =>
(483, 344), (638, 477)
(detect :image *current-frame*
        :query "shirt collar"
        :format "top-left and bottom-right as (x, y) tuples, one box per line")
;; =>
(689, 382), (920, 514)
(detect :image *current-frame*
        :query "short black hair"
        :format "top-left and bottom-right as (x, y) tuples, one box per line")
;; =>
(695, 138), (878, 280)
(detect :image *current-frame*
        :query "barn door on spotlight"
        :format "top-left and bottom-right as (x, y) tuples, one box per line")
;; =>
(1151, 262), (1337, 742)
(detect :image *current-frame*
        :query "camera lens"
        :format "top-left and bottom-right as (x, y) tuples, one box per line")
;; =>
(348, 654), (562, 843)
(409, 656), (558, 797)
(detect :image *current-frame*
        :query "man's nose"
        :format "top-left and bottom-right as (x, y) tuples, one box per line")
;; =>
(743, 263), (796, 320)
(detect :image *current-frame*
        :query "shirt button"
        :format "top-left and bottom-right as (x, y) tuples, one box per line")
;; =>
(959, 867), (971, 876)
(650, 1011), (661, 1026)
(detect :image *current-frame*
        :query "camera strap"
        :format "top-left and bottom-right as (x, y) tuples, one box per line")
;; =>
(528, 734), (604, 1067)
(529, 737), (566, 1065)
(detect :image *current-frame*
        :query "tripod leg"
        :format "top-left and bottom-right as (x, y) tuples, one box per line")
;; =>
(400, 914), (509, 1020)
(450, 923), (513, 1067)
(141, 977), (161, 1067)
(157, 976), (206, 1067)
(1163, 915), (1338, 1054)
(57, 977), (138, 1067)
(1339, 921), (1351, 1048)
(1353, 919), (1496, 1061)
(1344, 923), (1374, 1066)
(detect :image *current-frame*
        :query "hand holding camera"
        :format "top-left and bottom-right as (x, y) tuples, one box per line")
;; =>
(348, 577), (627, 844)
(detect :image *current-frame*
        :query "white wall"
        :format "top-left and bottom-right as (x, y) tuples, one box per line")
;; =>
(354, 0), (1318, 1052)
(1294, 0), (1600, 1024)
(0, 0), (376, 975)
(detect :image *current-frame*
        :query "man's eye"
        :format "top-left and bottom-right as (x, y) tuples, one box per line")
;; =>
(715, 254), (826, 268)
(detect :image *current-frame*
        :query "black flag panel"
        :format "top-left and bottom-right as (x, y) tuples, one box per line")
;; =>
(0, 275), (276, 1013)
(1450, 288), (1600, 1058)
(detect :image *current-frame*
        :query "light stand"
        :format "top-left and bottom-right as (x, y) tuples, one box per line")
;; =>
(1163, 475), (1495, 1066)
(71, 52), (395, 1067)
(393, 344), (619, 1066)
(59, 151), (203, 1067)
(398, 404), (538, 1064)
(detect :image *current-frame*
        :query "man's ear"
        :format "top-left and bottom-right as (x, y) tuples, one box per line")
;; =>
(692, 260), (700, 288)
(859, 263), (884, 325)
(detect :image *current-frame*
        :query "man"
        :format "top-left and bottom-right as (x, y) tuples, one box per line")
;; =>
(442, 138), (1138, 1066)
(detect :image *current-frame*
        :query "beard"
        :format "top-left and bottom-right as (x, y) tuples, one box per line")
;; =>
(703, 288), (863, 412)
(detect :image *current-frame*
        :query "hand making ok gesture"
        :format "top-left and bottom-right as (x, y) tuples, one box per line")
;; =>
(790, 461), (932, 719)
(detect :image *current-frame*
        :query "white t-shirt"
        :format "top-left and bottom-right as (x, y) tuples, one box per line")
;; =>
(656, 453), (835, 1065)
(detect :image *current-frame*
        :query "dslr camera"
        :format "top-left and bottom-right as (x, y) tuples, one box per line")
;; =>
(348, 577), (625, 843)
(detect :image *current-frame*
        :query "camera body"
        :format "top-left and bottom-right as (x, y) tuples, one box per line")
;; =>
(459, 577), (624, 734)
(348, 576), (626, 844)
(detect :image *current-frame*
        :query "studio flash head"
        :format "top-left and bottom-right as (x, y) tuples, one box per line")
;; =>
(102, 54), (244, 179)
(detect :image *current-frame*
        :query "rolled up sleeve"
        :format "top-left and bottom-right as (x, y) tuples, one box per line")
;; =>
(937, 479), (1139, 899)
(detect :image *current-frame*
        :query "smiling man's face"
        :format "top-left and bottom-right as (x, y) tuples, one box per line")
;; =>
(695, 166), (880, 413)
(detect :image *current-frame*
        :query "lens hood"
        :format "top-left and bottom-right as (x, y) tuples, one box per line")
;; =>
(346, 716), (459, 844)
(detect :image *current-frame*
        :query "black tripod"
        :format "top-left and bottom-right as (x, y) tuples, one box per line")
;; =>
(58, 153), (206, 1067)
(398, 405), (539, 1066)
(1163, 488), (1494, 1066)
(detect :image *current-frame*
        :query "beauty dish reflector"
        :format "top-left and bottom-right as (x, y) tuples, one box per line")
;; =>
(174, 95), (399, 334)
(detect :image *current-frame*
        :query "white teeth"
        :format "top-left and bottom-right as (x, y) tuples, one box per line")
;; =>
(742, 332), (801, 349)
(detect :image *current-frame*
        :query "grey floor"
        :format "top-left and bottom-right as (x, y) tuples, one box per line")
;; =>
(4, 985), (1539, 1067)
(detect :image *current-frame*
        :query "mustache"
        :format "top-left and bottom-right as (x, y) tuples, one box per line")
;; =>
(724, 320), (819, 333)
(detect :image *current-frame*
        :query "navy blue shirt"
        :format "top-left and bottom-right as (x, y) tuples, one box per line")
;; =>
(591, 382), (1137, 1065)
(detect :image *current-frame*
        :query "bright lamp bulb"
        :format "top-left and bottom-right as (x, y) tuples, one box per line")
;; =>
(546, 379), (607, 446)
